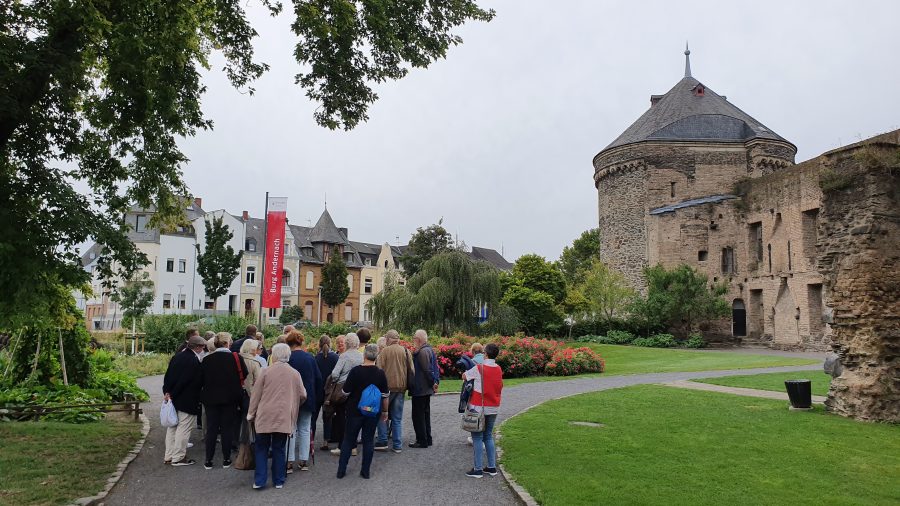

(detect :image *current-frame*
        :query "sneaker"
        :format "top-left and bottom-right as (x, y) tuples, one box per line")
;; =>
(187, 442), (194, 448)
(465, 468), (483, 479)
(222, 459), (232, 469)
(252, 484), (263, 490)
(286, 462), (294, 474)
(172, 459), (196, 467)
(164, 460), (172, 465)
(408, 442), (428, 448)
(467, 436), (473, 446)
(330, 448), (341, 456)
(392, 448), (402, 454)
(374, 442), (389, 452)
(204, 461), (213, 470)
(359, 471), (370, 479)
(336, 470), (346, 479)
(299, 461), (309, 471)
(484, 467), (498, 476)
(275, 484), (283, 489)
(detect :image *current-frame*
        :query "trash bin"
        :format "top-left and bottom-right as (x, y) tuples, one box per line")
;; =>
(784, 379), (812, 409)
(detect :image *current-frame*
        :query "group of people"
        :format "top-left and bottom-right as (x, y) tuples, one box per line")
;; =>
(162, 324), (504, 489)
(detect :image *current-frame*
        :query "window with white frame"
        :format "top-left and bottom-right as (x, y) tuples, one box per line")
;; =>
(268, 307), (277, 318)
(305, 270), (314, 289)
(282, 269), (292, 288)
(344, 303), (352, 321)
(246, 266), (256, 284)
(178, 294), (186, 309)
(135, 214), (147, 233)
(162, 293), (172, 309)
(178, 259), (186, 273)
(282, 298), (291, 310)
(364, 277), (373, 294)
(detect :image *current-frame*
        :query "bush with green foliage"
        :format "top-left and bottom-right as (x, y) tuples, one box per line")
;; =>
(632, 265), (730, 337)
(570, 318), (644, 339)
(683, 334), (707, 349)
(480, 304), (520, 337)
(631, 334), (678, 348)
(138, 314), (278, 352)
(279, 305), (304, 325)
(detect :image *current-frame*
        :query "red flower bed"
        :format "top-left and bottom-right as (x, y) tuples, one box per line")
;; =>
(432, 336), (604, 379)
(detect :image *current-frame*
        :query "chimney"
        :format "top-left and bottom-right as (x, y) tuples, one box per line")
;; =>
(193, 197), (202, 208)
(242, 210), (249, 221)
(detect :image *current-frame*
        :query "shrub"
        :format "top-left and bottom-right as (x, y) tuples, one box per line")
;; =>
(605, 330), (635, 344)
(683, 333), (707, 349)
(0, 385), (109, 423)
(139, 314), (198, 353)
(88, 370), (149, 402)
(433, 335), (586, 379)
(631, 333), (678, 348)
(279, 305), (304, 325)
(545, 347), (605, 376)
(569, 318), (636, 338)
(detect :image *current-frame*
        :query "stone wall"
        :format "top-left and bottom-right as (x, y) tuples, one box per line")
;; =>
(816, 131), (900, 423)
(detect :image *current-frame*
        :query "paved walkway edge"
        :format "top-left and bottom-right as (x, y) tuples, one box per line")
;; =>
(70, 412), (151, 506)
(664, 380), (827, 403)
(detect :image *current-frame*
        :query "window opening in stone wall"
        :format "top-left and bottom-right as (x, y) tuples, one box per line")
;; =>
(732, 299), (747, 337)
(721, 247), (735, 274)
(698, 250), (708, 261)
(767, 244), (772, 273)
(802, 208), (819, 260)
(670, 182), (676, 198)
(749, 222), (763, 267)
(787, 241), (792, 271)
(749, 289), (764, 339)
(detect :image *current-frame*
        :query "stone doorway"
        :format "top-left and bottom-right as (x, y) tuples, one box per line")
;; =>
(732, 299), (747, 337)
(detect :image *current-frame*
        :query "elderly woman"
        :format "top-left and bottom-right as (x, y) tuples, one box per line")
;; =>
(315, 335), (339, 450)
(328, 333), (363, 453)
(335, 335), (346, 355)
(254, 332), (268, 368)
(247, 343), (306, 490)
(200, 332), (247, 470)
(238, 339), (262, 447)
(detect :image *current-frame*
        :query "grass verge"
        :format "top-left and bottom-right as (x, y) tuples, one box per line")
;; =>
(439, 345), (819, 393)
(0, 419), (142, 506)
(113, 352), (172, 378)
(500, 385), (900, 506)
(693, 371), (832, 397)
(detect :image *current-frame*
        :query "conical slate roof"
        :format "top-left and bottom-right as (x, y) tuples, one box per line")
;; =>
(603, 76), (791, 152)
(308, 208), (348, 245)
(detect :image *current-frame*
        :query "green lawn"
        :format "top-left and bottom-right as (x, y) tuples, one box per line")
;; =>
(0, 420), (142, 506)
(694, 371), (832, 397)
(114, 352), (171, 377)
(500, 385), (900, 506)
(438, 345), (819, 393)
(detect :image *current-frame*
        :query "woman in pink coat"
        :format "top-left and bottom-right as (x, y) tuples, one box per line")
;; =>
(247, 343), (306, 489)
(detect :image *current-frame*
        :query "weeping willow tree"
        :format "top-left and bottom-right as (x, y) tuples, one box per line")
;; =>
(368, 251), (500, 335)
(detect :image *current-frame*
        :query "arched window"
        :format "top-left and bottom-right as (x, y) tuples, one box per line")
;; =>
(347, 274), (354, 292)
(246, 238), (257, 252)
(305, 270), (314, 290)
(384, 260), (388, 268)
(345, 303), (353, 321)
(282, 269), (292, 288)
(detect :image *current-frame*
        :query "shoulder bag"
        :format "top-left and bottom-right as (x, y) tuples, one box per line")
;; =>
(461, 365), (486, 432)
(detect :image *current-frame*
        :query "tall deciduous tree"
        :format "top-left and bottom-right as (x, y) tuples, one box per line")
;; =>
(369, 251), (499, 335)
(111, 272), (155, 327)
(0, 1), (493, 330)
(400, 221), (453, 278)
(577, 260), (635, 321)
(196, 216), (242, 311)
(509, 254), (567, 304)
(321, 251), (350, 312)
(558, 228), (601, 285)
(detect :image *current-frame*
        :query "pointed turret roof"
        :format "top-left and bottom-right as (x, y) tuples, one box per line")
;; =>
(601, 50), (793, 153)
(308, 208), (349, 245)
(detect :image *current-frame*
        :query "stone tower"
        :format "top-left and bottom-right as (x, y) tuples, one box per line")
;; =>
(593, 47), (797, 290)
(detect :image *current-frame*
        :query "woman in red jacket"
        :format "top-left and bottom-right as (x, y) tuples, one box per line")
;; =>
(463, 343), (503, 478)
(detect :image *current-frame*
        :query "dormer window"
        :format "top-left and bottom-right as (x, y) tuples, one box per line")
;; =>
(693, 84), (705, 96)
(246, 238), (257, 252)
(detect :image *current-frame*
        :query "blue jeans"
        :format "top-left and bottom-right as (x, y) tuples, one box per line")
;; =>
(339, 415), (378, 476)
(472, 414), (498, 471)
(376, 392), (404, 449)
(254, 432), (288, 487)
(287, 409), (313, 462)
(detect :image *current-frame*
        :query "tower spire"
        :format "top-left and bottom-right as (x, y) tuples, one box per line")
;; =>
(684, 41), (692, 78)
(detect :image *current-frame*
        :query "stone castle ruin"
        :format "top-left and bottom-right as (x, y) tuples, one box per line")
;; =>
(593, 48), (899, 422)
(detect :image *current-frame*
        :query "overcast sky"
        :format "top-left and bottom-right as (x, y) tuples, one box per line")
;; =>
(178, 0), (900, 262)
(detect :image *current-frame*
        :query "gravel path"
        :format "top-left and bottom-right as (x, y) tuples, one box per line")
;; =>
(106, 363), (821, 505)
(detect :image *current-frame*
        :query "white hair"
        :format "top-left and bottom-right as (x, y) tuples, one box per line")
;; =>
(414, 329), (428, 342)
(363, 343), (379, 361)
(240, 339), (259, 355)
(271, 343), (291, 363)
(344, 333), (360, 349)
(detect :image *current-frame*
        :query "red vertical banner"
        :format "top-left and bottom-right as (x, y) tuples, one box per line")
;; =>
(262, 197), (288, 308)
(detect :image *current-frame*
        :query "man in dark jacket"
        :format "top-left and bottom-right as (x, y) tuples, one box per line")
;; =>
(163, 335), (207, 466)
(409, 329), (439, 448)
(286, 332), (323, 471)
(201, 333), (249, 469)
(230, 325), (257, 354)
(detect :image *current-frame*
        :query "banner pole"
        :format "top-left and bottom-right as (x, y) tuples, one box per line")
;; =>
(258, 192), (269, 327)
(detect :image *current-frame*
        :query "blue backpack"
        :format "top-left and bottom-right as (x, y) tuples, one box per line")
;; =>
(358, 384), (381, 417)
